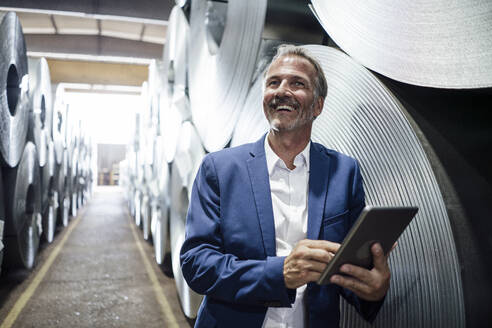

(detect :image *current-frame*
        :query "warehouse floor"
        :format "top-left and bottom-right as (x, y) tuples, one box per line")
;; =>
(0, 187), (192, 328)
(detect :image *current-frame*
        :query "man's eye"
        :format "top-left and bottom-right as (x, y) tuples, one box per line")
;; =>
(268, 80), (278, 86)
(294, 81), (305, 87)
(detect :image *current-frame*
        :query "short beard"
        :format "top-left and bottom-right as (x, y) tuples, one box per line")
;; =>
(267, 100), (316, 132)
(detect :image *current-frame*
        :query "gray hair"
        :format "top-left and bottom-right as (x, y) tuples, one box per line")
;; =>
(264, 44), (328, 100)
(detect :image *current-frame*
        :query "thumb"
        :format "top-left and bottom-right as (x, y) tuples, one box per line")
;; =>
(371, 243), (387, 270)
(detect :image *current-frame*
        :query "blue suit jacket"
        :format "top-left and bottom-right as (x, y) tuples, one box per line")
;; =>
(180, 135), (383, 327)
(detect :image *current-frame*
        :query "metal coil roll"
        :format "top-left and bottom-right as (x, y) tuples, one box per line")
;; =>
(164, 6), (191, 122)
(126, 147), (138, 219)
(147, 60), (161, 133)
(57, 148), (70, 227)
(0, 12), (30, 168)
(150, 134), (171, 265)
(2, 141), (41, 270)
(310, 0), (492, 89)
(170, 121), (205, 318)
(28, 57), (53, 168)
(140, 189), (151, 240)
(298, 45), (466, 327)
(188, 0), (324, 152)
(52, 84), (67, 166)
(41, 139), (57, 243)
(161, 6), (189, 164)
(0, 170), (5, 274)
(70, 146), (79, 217)
(230, 67), (269, 147)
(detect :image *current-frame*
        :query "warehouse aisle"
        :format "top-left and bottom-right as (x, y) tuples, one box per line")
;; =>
(0, 187), (191, 328)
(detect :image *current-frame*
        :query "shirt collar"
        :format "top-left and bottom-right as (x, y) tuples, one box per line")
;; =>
(264, 133), (311, 175)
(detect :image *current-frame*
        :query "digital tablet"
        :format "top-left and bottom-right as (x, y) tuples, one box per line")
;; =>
(317, 205), (418, 285)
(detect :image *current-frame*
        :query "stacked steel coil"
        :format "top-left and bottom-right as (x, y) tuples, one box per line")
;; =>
(0, 12), (94, 274)
(1, 12), (40, 272)
(124, 1), (491, 325)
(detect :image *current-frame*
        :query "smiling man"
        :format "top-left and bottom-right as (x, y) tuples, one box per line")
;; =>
(180, 45), (390, 328)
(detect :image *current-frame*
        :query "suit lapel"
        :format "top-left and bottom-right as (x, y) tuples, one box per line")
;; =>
(307, 143), (330, 239)
(246, 134), (276, 257)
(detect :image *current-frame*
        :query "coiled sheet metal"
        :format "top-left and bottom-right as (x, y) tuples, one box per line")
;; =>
(28, 57), (53, 168)
(52, 84), (67, 166)
(69, 146), (79, 217)
(0, 171), (5, 274)
(164, 6), (191, 122)
(310, 0), (492, 88)
(188, 0), (323, 152)
(302, 45), (465, 327)
(0, 12), (30, 168)
(230, 67), (269, 147)
(161, 6), (190, 163)
(57, 148), (69, 227)
(41, 139), (57, 243)
(170, 121), (205, 318)
(3, 141), (41, 269)
(150, 134), (171, 265)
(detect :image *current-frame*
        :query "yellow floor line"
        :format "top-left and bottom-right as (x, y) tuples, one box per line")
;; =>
(0, 215), (82, 328)
(128, 214), (179, 328)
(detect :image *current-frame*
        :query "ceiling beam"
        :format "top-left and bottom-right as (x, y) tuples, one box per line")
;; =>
(0, 0), (172, 22)
(25, 34), (163, 59)
(46, 58), (148, 86)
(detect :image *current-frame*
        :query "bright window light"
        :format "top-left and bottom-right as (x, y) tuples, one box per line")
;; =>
(64, 91), (139, 145)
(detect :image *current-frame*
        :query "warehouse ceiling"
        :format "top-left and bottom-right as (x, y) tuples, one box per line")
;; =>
(0, 0), (174, 86)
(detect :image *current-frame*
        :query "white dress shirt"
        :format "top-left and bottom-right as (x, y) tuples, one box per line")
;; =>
(262, 135), (310, 328)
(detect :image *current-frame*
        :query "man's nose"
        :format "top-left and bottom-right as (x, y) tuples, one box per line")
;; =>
(274, 80), (291, 98)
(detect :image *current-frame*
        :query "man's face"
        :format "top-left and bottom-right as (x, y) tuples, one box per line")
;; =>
(263, 55), (323, 132)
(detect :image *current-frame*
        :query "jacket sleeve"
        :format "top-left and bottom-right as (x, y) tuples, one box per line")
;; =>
(339, 159), (386, 322)
(180, 155), (295, 307)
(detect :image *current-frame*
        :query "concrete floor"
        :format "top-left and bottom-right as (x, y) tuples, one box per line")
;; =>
(0, 187), (192, 328)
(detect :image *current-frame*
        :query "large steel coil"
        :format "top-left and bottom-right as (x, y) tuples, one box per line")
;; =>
(0, 170), (5, 274)
(134, 190), (142, 227)
(374, 77), (492, 328)
(2, 141), (41, 269)
(148, 60), (162, 130)
(126, 147), (138, 218)
(161, 6), (190, 163)
(0, 12), (30, 168)
(160, 100), (183, 164)
(163, 5), (191, 121)
(299, 45), (465, 327)
(41, 139), (57, 243)
(188, 0), (324, 152)
(230, 67), (269, 147)
(150, 135), (171, 264)
(70, 146), (79, 217)
(170, 121), (205, 318)
(27, 57), (53, 168)
(141, 139), (154, 241)
(140, 189), (151, 241)
(52, 84), (67, 166)
(57, 148), (70, 227)
(310, 0), (492, 88)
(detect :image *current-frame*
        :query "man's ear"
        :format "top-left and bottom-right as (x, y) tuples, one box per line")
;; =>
(314, 97), (325, 118)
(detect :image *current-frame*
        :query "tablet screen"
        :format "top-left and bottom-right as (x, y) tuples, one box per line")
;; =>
(317, 206), (418, 285)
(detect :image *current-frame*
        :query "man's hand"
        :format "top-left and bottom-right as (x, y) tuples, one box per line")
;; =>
(330, 243), (392, 301)
(284, 239), (340, 289)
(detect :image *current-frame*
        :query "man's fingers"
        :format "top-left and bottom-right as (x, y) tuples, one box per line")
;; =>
(299, 239), (340, 253)
(294, 247), (335, 263)
(301, 258), (330, 273)
(331, 274), (371, 296)
(339, 264), (370, 282)
(371, 243), (388, 270)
